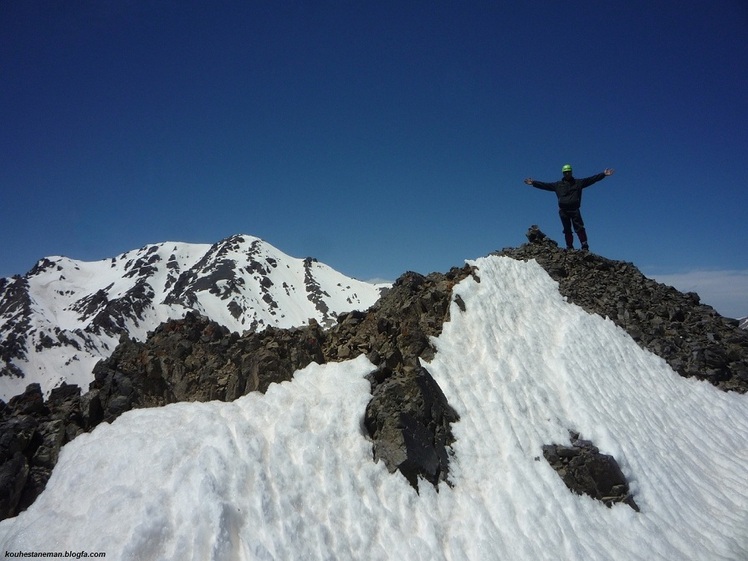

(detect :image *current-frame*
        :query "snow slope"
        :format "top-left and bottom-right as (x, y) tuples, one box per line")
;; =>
(0, 235), (387, 400)
(2, 256), (747, 560)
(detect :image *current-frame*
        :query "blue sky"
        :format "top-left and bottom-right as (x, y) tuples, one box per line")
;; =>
(2, 1), (747, 317)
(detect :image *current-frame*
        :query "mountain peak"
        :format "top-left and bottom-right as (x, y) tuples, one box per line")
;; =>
(0, 235), (387, 400)
(2, 230), (748, 558)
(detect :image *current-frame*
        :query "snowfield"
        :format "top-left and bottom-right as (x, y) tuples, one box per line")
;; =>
(2, 256), (747, 560)
(0, 235), (386, 400)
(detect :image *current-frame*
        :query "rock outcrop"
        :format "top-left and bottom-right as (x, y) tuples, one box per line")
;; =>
(541, 432), (639, 511)
(498, 226), (748, 393)
(0, 382), (86, 518)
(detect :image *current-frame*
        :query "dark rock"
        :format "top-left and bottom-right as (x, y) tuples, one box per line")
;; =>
(0, 277), (33, 366)
(80, 390), (104, 428)
(16, 466), (52, 514)
(8, 384), (47, 416)
(0, 452), (29, 520)
(526, 224), (554, 245)
(0, 244), (469, 519)
(498, 227), (748, 393)
(365, 367), (458, 490)
(0, 414), (53, 519)
(543, 432), (639, 511)
(0, 417), (38, 463)
(31, 420), (65, 469)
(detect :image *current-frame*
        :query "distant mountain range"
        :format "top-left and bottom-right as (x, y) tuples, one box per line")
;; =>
(0, 235), (387, 400)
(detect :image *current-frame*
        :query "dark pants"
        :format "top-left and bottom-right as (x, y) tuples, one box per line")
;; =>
(558, 207), (588, 248)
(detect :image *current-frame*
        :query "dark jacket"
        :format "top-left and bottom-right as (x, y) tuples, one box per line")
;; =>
(530, 173), (606, 210)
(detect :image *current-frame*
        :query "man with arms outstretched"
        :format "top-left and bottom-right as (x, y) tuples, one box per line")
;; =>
(524, 164), (615, 250)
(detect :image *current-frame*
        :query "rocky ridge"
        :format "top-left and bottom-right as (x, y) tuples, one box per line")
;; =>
(498, 226), (748, 392)
(2, 228), (747, 521)
(0, 266), (469, 520)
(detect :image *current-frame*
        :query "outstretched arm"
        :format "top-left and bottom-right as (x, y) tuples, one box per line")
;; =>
(579, 168), (614, 188)
(524, 177), (556, 191)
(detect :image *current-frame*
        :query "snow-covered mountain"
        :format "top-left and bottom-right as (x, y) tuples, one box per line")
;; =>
(2, 254), (747, 560)
(741, 316), (748, 330)
(0, 235), (387, 400)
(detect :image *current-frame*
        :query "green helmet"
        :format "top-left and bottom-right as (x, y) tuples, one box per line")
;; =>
(561, 164), (573, 173)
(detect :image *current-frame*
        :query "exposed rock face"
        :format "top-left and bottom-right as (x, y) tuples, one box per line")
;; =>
(541, 432), (639, 511)
(498, 226), (748, 393)
(0, 382), (86, 519)
(364, 366), (458, 489)
(324, 268), (473, 488)
(87, 313), (328, 421)
(0, 277), (32, 381)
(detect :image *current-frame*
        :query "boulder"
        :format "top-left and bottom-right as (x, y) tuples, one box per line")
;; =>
(542, 432), (639, 511)
(365, 367), (458, 490)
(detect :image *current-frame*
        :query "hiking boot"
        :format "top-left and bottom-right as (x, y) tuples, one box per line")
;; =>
(581, 243), (589, 251)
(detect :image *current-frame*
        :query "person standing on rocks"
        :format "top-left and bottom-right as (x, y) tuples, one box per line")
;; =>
(523, 164), (615, 250)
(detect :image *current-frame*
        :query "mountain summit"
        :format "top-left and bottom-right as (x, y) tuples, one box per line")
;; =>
(1, 228), (747, 560)
(0, 235), (387, 400)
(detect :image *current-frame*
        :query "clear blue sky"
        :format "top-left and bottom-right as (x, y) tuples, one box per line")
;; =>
(2, 1), (747, 317)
